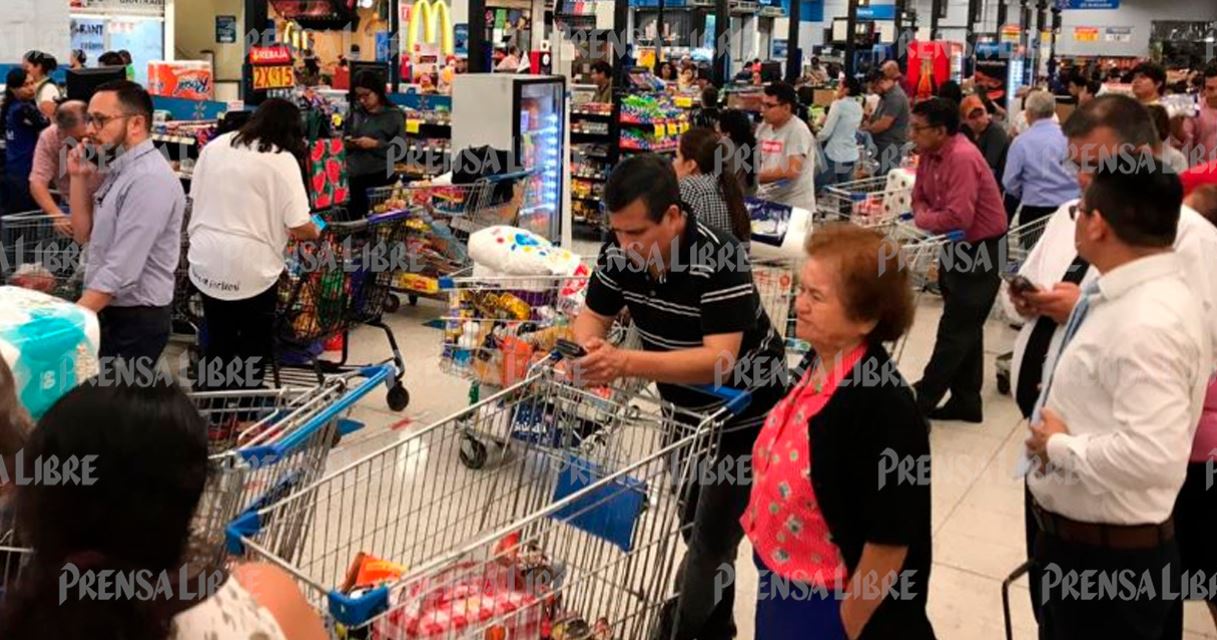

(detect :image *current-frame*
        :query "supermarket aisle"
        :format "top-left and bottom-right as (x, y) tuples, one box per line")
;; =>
(326, 290), (1217, 640)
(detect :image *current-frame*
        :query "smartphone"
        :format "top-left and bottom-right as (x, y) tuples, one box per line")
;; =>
(555, 339), (588, 359)
(1002, 273), (1040, 295)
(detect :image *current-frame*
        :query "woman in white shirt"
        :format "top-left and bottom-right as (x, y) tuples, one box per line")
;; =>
(0, 378), (327, 640)
(816, 76), (864, 188)
(188, 98), (319, 391)
(22, 51), (60, 119)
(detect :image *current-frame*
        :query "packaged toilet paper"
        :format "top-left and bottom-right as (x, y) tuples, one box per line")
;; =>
(0, 286), (100, 419)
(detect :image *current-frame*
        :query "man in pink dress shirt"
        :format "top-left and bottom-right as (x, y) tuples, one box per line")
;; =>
(1175, 64), (1217, 167)
(28, 100), (102, 230)
(909, 97), (1009, 423)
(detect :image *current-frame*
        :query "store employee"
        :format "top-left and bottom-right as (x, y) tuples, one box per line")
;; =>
(573, 155), (787, 640)
(68, 80), (185, 367)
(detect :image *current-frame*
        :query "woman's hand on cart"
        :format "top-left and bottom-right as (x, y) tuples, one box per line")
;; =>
(51, 212), (73, 237)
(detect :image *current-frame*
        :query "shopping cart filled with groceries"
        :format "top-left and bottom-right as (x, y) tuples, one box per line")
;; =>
(0, 364), (394, 597)
(225, 353), (750, 639)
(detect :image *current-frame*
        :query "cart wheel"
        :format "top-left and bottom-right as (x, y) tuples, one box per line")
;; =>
(384, 295), (401, 313)
(386, 384), (410, 411)
(408, 294), (419, 306)
(996, 372), (1011, 396)
(459, 435), (489, 470)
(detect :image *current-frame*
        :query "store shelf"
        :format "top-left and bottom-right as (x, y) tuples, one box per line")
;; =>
(572, 195), (603, 203)
(153, 134), (198, 146)
(572, 174), (607, 182)
(572, 109), (613, 118)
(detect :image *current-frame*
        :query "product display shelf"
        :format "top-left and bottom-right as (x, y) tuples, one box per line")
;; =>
(151, 120), (218, 185)
(569, 98), (617, 230)
(397, 107), (453, 179)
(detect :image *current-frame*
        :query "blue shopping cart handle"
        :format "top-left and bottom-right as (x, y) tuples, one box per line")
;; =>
(224, 511), (260, 555)
(438, 275), (455, 290)
(236, 365), (391, 465)
(946, 230), (966, 241)
(691, 385), (752, 416)
(328, 586), (391, 627)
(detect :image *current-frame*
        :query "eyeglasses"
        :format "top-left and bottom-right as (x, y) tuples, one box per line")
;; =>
(1069, 203), (1092, 220)
(84, 112), (135, 128)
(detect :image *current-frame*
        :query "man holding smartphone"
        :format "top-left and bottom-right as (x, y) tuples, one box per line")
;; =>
(572, 155), (787, 640)
(1002, 95), (1217, 632)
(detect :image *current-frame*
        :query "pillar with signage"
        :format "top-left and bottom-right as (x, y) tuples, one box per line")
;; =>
(245, 45), (297, 105)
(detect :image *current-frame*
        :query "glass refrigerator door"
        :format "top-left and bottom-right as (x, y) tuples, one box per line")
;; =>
(516, 80), (565, 242)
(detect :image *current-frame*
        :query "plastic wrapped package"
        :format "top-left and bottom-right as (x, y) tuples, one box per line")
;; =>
(0, 286), (99, 419)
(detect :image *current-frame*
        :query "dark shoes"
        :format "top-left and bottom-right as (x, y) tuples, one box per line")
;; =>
(928, 397), (984, 423)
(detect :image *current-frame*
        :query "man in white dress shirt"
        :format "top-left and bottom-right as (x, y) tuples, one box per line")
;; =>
(1002, 95), (1217, 627)
(1020, 163), (1212, 639)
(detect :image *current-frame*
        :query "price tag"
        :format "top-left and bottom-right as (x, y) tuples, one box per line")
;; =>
(675, 96), (693, 108)
(654, 124), (665, 138)
(406, 119), (422, 134)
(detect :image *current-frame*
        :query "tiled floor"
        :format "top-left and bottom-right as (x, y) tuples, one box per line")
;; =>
(312, 277), (1217, 640)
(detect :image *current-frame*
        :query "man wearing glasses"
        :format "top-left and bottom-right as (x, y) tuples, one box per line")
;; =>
(908, 98), (1008, 423)
(756, 81), (817, 214)
(67, 80), (186, 370)
(1001, 95), (1217, 634)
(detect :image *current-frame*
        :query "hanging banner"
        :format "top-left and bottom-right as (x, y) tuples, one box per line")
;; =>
(251, 65), (295, 91)
(1073, 27), (1100, 42)
(249, 45), (293, 65)
(1104, 26), (1133, 42)
(999, 24), (1021, 44)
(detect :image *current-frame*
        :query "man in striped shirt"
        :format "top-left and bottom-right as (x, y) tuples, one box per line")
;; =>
(573, 155), (787, 640)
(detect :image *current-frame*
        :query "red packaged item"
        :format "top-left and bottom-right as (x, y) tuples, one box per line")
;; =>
(371, 561), (545, 638)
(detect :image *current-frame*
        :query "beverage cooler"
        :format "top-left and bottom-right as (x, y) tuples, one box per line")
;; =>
(452, 74), (567, 244)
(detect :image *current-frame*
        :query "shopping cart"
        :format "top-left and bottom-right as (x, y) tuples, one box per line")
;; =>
(0, 211), (85, 300)
(994, 214), (1054, 395)
(0, 364), (392, 596)
(225, 359), (751, 639)
(276, 209), (411, 410)
(366, 171), (533, 310)
(820, 175), (915, 230)
(888, 218), (966, 363)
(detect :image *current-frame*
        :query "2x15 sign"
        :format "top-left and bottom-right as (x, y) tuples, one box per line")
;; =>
(253, 65), (295, 91)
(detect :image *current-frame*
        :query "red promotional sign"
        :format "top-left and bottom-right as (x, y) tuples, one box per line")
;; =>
(249, 45), (293, 65)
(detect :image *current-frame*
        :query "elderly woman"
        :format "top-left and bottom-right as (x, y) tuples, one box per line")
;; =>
(742, 223), (934, 640)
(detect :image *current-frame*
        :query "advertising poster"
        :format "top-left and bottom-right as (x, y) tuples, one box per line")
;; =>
(71, 18), (107, 61)
(215, 15), (237, 44)
(974, 43), (1012, 107)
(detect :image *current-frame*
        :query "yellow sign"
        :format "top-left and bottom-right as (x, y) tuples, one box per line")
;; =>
(405, 0), (454, 56)
(1074, 27), (1100, 42)
(406, 119), (421, 134)
(252, 65), (295, 91)
(674, 96), (694, 108)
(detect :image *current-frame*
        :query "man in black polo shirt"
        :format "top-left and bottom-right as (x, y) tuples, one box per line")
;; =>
(573, 155), (787, 640)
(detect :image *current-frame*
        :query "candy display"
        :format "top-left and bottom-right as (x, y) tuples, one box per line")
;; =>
(0, 286), (99, 419)
(617, 95), (688, 153)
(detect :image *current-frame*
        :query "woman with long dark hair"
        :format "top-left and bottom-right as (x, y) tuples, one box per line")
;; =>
(21, 51), (60, 118)
(673, 126), (751, 247)
(187, 98), (319, 392)
(2, 68), (49, 215)
(0, 378), (327, 639)
(345, 70), (405, 218)
(716, 108), (758, 196)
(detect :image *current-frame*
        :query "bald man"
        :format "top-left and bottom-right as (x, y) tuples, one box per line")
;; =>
(29, 100), (101, 227)
(881, 59), (901, 81)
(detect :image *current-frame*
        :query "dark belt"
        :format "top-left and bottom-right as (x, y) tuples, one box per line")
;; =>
(1031, 499), (1174, 550)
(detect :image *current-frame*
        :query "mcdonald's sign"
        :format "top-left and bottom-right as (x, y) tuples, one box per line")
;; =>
(404, 0), (454, 56)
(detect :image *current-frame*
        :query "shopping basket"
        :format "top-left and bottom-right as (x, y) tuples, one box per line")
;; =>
(277, 209), (410, 410)
(0, 210), (85, 300)
(367, 171), (533, 309)
(225, 359), (750, 638)
(0, 364), (392, 596)
(820, 175), (914, 230)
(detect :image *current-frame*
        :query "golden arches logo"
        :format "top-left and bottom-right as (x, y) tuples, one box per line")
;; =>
(405, 0), (454, 56)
